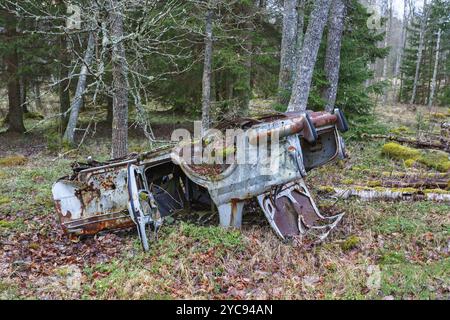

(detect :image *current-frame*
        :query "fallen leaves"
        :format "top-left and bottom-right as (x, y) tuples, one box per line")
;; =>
(0, 209), (131, 299)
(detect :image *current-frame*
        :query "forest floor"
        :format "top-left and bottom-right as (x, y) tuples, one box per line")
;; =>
(0, 103), (449, 300)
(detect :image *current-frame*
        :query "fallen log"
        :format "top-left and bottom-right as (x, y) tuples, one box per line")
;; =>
(350, 169), (450, 179)
(365, 177), (450, 189)
(378, 171), (450, 180)
(319, 186), (450, 202)
(362, 133), (448, 151)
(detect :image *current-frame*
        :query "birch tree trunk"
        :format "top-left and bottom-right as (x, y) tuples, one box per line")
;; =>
(201, 5), (214, 135)
(278, 0), (298, 104)
(59, 35), (71, 130)
(287, 0), (332, 112)
(428, 29), (441, 108)
(381, 0), (391, 105)
(399, 0), (414, 101)
(294, 0), (305, 68)
(323, 0), (347, 112)
(394, 0), (408, 101)
(410, 0), (427, 105)
(63, 32), (95, 144)
(109, 0), (129, 158)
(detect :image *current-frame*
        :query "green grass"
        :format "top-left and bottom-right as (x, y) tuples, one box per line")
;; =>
(381, 258), (449, 299)
(379, 251), (408, 265)
(0, 218), (25, 230)
(0, 280), (20, 300)
(376, 216), (427, 235)
(179, 222), (244, 251)
(79, 222), (245, 299)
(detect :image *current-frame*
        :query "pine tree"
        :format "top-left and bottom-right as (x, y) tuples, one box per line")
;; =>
(400, 0), (450, 105)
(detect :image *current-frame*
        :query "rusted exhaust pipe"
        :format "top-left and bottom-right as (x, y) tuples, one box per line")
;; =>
(248, 113), (318, 145)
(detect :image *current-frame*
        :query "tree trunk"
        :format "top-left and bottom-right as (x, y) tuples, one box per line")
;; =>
(294, 0), (305, 68)
(33, 81), (42, 111)
(59, 35), (71, 131)
(323, 0), (346, 112)
(238, 14), (253, 117)
(278, 0), (298, 104)
(410, 0), (427, 105)
(395, 0), (408, 102)
(20, 76), (28, 113)
(106, 95), (114, 125)
(63, 32), (96, 144)
(5, 13), (25, 133)
(201, 5), (214, 135)
(287, 0), (332, 112)
(381, 0), (392, 105)
(392, 50), (401, 101)
(428, 29), (441, 108)
(320, 186), (450, 202)
(109, 0), (129, 158)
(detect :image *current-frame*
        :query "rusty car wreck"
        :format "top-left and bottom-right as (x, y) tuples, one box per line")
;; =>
(52, 109), (349, 251)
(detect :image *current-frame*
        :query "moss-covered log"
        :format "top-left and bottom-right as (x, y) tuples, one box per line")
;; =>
(364, 133), (448, 152)
(365, 178), (450, 189)
(381, 142), (450, 172)
(319, 186), (450, 202)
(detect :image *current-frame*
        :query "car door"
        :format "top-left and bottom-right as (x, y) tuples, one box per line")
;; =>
(127, 164), (161, 251)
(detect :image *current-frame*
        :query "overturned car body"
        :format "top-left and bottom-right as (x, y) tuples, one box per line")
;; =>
(52, 109), (349, 251)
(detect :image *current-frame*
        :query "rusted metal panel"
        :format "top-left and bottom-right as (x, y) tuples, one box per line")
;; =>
(53, 165), (134, 235)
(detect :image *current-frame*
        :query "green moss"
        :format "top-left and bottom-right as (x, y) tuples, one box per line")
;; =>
(0, 197), (11, 205)
(381, 143), (420, 161)
(389, 187), (419, 194)
(342, 178), (354, 185)
(352, 185), (373, 191)
(417, 150), (450, 173)
(389, 126), (412, 135)
(139, 192), (149, 201)
(423, 188), (450, 195)
(340, 236), (360, 251)
(318, 186), (336, 193)
(353, 186), (420, 194)
(382, 143), (450, 172)
(367, 180), (382, 187)
(350, 166), (371, 174)
(380, 171), (447, 179)
(0, 155), (27, 167)
(404, 159), (416, 168)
